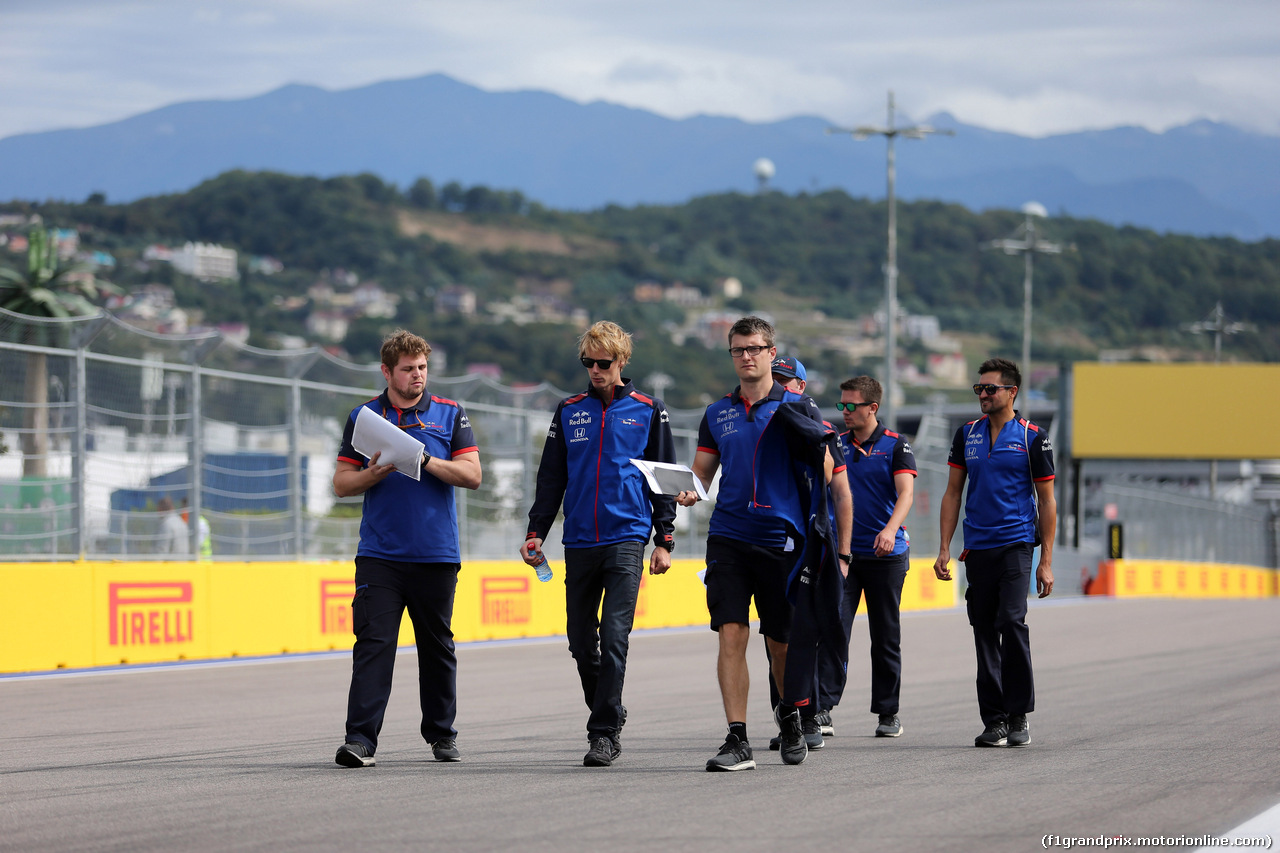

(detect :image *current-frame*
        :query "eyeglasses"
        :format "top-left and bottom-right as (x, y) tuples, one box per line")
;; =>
(973, 384), (1016, 395)
(581, 357), (615, 370)
(835, 401), (874, 412)
(729, 345), (770, 359)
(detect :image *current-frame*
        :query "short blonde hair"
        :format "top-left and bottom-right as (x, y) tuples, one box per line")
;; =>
(577, 321), (633, 363)
(380, 329), (432, 370)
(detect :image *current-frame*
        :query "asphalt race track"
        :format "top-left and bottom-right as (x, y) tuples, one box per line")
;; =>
(3, 597), (1278, 852)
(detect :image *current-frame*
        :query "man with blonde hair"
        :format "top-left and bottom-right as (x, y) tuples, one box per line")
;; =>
(333, 329), (482, 768)
(522, 320), (677, 767)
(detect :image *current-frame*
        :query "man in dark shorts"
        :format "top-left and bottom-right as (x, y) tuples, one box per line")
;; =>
(677, 318), (851, 770)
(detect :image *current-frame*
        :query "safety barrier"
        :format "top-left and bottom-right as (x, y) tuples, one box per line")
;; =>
(1087, 559), (1278, 598)
(0, 557), (957, 674)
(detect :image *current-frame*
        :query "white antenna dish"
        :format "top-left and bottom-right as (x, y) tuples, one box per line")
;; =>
(753, 158), (776, 180)
(1022, 201), (1049, 218)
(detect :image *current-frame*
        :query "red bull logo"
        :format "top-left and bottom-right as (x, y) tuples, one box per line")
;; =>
(320, 580), (356, 635)
(108, 582), (193, 646)
(481, 577), (531, 625)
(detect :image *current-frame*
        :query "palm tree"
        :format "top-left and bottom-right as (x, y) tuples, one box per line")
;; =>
(0, 229), (116, 477)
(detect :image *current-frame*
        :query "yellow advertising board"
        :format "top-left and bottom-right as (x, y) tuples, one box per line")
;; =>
(0, 557), (958, 675)
(1093, 559), (1277, 599)
(1073, 363), (1280, 459)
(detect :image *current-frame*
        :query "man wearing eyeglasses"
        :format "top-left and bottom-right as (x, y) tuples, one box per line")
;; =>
(522, 320), (677, 768)
(934, 357), (1055, 748)
(819, 375), (916, 740)
(677, 317), (852, 771)
(332, 329), (482, 768)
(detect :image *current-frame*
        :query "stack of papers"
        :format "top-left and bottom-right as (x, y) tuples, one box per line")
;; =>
(352, 406), (426, 481)
(629, 459), (708, 500)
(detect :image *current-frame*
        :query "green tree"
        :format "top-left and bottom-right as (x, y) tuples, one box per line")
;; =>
(0, 229), (117, 476)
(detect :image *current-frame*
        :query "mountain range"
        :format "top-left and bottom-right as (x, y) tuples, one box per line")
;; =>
(2, 73), (1278, 240)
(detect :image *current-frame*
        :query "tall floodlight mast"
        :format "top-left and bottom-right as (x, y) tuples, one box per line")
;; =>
(827, 91), (953, 429)
(982, 202), (1063, 389)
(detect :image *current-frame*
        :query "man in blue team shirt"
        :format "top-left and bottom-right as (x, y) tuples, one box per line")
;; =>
(332, 330), (482, 768)
(818, 375), (916, 739)
(522, 321), (677, 768)
(934, 357), (1055, 748)
(677, 317), (852, 771)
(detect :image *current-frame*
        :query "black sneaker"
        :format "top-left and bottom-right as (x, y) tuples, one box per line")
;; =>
(584, 737), (614, 767)
(802, 715), (825, 750)
(875, 714), (903, 737)
(431, 738), (461, 761)
(974, 722), (1009, 747)
(777, 706), (807, 765)
(706, 733), (755, 771)
(816, 709), (835, 737)
(609, 733), (622, 760)
(1007, 714), (1030, 747)
(335, 742), (375, 768)
(768, 732), (782, 751)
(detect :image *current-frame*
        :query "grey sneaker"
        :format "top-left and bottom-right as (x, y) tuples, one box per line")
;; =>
(974, 722), (1009, 747)
(875, 714), (903, 737)
(584, 736), (614, 767)
(777, 706), (808, 765)
(431, 738), (461, 761)
(706, 733), (755, 771)
(816, 709), (835, 737)
(335, 741), (375, 768)
(1007, 714), (1030, 747)
(802, 715), (825, 750)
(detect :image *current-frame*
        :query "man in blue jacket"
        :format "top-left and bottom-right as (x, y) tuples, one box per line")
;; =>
(522, 320), (677, 767)
(333, 330), (482, 768)
(934, 357), (1055, 748)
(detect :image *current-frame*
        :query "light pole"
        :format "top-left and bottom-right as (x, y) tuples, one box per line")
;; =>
(828, 91), (953, 429)
(983, 202), (1062, 389)
(1186, 301), (1254, 498)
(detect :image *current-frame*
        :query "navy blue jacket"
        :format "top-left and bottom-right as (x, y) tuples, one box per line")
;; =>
(527, 380), (677, 551)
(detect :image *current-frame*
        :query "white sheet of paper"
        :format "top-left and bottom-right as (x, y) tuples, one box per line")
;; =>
(629, 459), (708, 501)
(352, 406), (426, 481)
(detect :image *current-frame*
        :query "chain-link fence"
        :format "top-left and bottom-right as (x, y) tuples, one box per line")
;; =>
(0, 308), (707, 561)
(2, 307), (1274, 571)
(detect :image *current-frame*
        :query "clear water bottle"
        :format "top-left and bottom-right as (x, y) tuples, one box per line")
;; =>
(525, 544), (553, 582)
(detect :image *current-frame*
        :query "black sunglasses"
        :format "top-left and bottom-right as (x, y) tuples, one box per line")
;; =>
(581, 357), (615, 370)
(835, 401), (874, 412)
(973, 384), (1016, 395)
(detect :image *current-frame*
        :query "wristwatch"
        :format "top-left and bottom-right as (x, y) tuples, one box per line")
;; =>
(838, 553), (853, 563)
(422, 454), (432, 468)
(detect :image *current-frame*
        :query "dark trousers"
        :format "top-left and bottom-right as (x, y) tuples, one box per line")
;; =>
(963, 542), (1035, 726)
(564, 541), (644, 739)
(816, 551), (909, 715)
(345, 556), (460, 751)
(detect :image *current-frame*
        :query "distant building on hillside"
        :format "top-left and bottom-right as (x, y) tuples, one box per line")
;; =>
(435, 285), (477, 316)
(173, 242), (239, 281)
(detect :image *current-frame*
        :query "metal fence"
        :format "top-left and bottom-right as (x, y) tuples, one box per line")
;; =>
(1, 307), (1274, 571)
(0, 308), (706, 561)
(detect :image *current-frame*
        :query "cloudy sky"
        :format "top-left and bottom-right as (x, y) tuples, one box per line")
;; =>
(2, 0), (1278, 141)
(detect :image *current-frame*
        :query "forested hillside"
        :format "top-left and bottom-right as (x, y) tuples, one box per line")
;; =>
(4, 170), (1276, 406)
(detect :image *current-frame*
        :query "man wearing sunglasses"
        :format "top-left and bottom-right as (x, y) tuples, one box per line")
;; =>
(333, 330), (482, 769)
(677, 317), (852, 770)
(934, 357), (1055, 748)
(522, 320), (677, 768)
(820, 375), (916, 740)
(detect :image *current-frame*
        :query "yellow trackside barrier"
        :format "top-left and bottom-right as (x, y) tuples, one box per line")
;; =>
(0, 557), (959, 674)
(1088, 559), (1278, 599)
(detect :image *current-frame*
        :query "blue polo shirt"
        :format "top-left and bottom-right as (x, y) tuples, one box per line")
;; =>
(338, 389), (478, 563)
(947, 413), (1054, 551)
(841, 422), (917, 556)
(697, 382), (842, 548)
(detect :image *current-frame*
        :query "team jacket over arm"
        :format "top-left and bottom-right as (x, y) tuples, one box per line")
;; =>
(946, 414), (1054, 551)
(337, 390), (478, 563)
(527, 380), (677, 550)
(696, 383), (834, 549)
